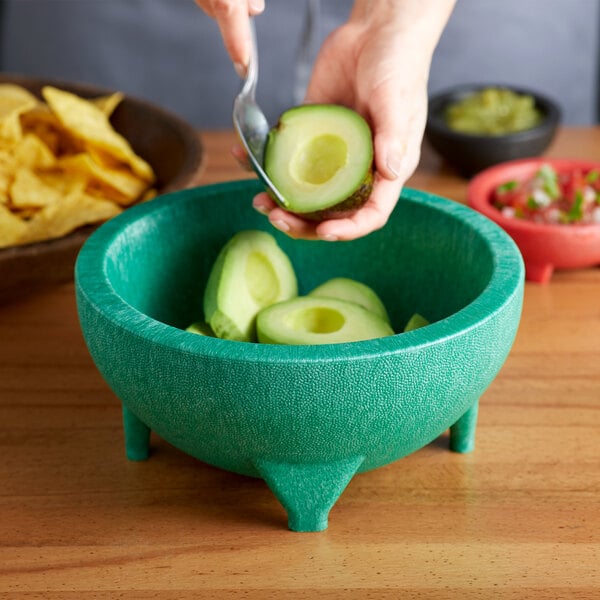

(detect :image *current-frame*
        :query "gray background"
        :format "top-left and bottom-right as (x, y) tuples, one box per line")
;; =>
(1, 0), (598, 128)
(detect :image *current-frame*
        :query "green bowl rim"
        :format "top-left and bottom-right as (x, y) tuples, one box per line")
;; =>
(75, 179), (524, 364)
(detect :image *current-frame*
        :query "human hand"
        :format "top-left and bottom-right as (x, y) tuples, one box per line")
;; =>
(194, 0), (265, 76)
(253, 0), (455, 241)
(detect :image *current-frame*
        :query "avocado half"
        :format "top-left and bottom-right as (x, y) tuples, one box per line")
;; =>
(203, 230), (298, 342)
(308, 277), (390, 324)
(256, 296), (393, 345)
(264, 104), (374, 221)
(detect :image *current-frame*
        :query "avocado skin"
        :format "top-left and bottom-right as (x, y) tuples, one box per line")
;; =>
(302, 167), (373, 221)
(265, 166), (373, 222)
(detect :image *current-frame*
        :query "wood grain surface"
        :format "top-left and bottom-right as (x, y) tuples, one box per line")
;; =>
(1, 129), (599, 598)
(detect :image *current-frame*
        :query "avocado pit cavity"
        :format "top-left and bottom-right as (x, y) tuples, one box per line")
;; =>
(246, 251), (280, 306)
(287, 306), (346, 334)
(290, 134), (348, 185)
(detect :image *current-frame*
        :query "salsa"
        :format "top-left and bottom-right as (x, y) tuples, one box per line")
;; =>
(492, 164), (600, 225)
(445, 87), (543, 135)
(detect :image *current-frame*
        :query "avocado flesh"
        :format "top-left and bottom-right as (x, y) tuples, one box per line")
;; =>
(308, 277), (390, 324)
(403, 313), (430, 332)
(185, 321), (215, 336)
(203, 230), (298, 342)
(264, 104), (374, 221)
(256, 296), (394, 345)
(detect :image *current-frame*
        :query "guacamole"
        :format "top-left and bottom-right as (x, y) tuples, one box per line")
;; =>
(445, 87), (543, 135)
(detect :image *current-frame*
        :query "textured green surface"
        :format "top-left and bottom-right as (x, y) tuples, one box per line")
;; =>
(75, 179), (524, 531)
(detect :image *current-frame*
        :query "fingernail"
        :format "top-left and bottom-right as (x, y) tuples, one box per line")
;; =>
(386, 154), (402, 179)
(249, 0), (265, 13)
(234, 62), (247, 79)
(319, 233), (338, 242)
(271, 219), (290, 233)
(253, 200), (270, 215)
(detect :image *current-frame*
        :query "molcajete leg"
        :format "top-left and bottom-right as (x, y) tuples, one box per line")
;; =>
(122, 405), (151, 461)
(525, 262), (554, 284)
(255, 456), (365, 532)
(449, 400), (479, 453)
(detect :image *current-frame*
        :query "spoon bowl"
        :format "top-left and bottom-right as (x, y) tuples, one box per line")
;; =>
(232, 19), (287, 208)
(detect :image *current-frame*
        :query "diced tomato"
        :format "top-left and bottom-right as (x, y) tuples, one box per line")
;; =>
(492, 164), (600, 224)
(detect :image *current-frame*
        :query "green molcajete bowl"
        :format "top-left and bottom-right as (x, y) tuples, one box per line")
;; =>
(75, 180), (524, 532)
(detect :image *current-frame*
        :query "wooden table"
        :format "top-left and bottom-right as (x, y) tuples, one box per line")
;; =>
(1, 129), (599, 598)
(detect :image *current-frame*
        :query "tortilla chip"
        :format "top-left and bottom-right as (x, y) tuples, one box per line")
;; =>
(19, 104), (82, 156)
(0, 83), (39, 142)
(42, 86), (154, 182)
(58, 153), (149, 205)
(14, 133), (56, 170)
(93, 92), (124, 117)
(0, 203), (28, 248)
(0, 84), (155, 248)
(20, 190), (123, 245)
(9, 168), (62, 209)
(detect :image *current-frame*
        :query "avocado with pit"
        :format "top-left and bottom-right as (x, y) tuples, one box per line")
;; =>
(203, 230), (298, 342)
(308, 277), (390, 324)
(256, 296), (394, 345)
(264, 104), (374, 221)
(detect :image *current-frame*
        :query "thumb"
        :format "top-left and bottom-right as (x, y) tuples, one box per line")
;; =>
(374, 131), (405, 181)
(370, 93), (406, 181)
(370, 79), (429, 182)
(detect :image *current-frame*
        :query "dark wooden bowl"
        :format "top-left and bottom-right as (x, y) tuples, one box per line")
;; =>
(0, 74), (203, 302)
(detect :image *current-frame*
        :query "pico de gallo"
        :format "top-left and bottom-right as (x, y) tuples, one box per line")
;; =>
(492, 164), (600, 224)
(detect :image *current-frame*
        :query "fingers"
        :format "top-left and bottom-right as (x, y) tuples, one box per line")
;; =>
(252, 172), (404, 243)
(247, 0), (265, 13)
(231, 143), (253, 171)
(252, 192), (276, 215)
(195, 0), (265, 73)
(315, 174), (404, 241)
(268, 208), (321, 240)
(252, 194), (321, 239)
(212, 0), (253, 73)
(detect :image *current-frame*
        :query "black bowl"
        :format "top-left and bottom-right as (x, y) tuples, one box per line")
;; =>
(425, 84), (561, 177)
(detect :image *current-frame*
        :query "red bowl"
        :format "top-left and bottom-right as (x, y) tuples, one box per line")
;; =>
(467, 158), (600, 283)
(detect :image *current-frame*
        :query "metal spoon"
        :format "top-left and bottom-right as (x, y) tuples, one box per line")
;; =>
(232, 19), (287, 207)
